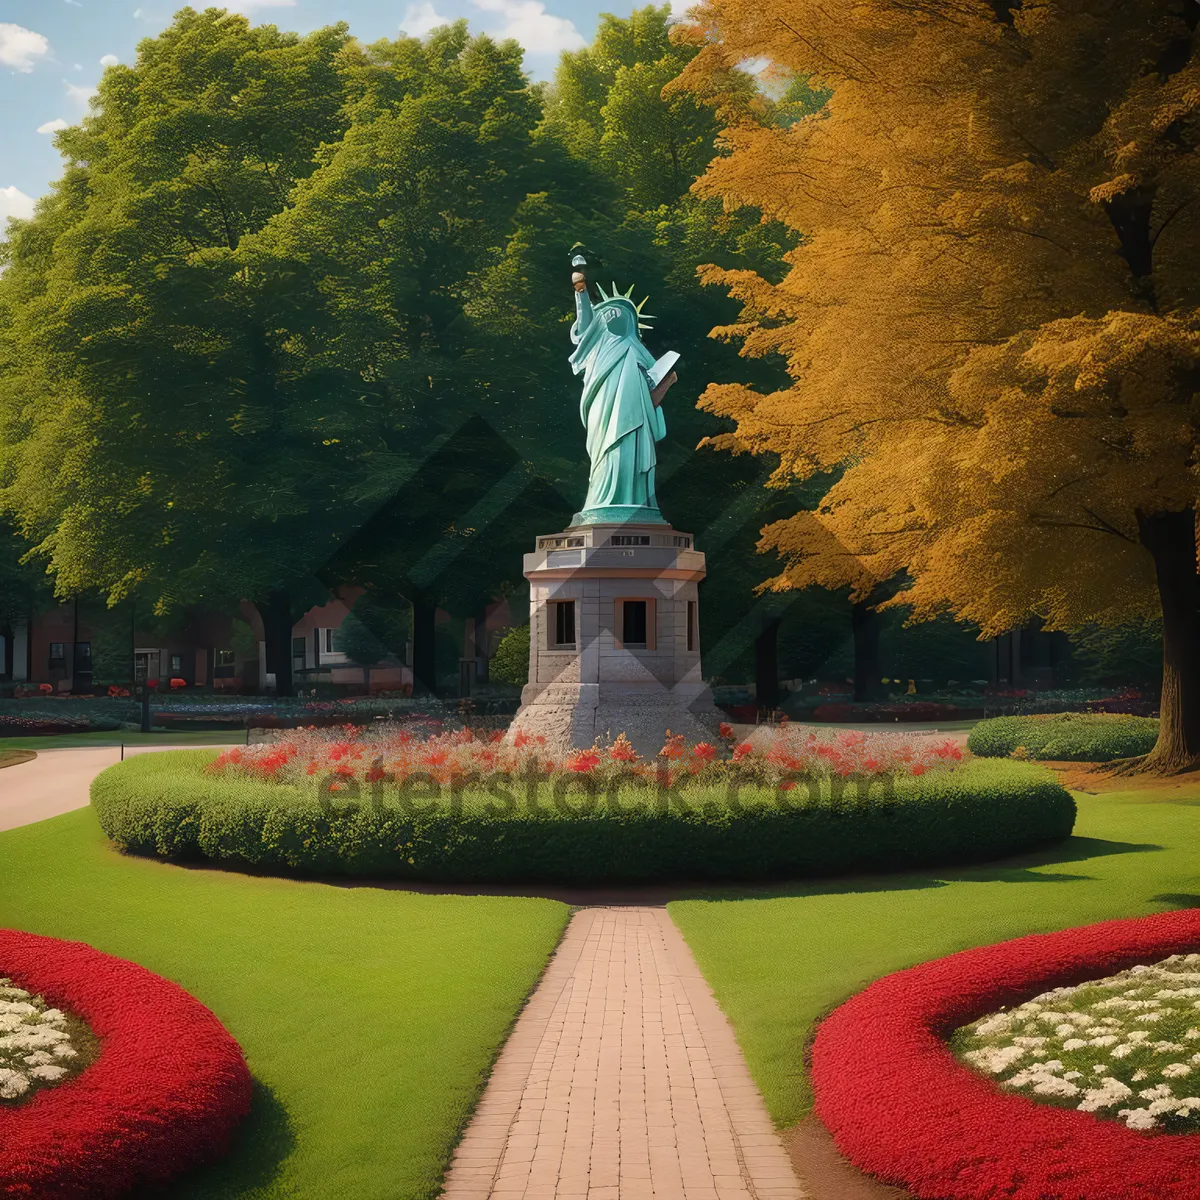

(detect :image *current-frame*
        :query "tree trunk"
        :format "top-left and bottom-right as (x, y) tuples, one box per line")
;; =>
(254, 589), (295, 698)
(852, 598), (884, 703)
(475, 607), (490, 684)
(755, 618), (781, 712)
(1137, 508), (1200, 771)
(410, 591), (438, 696)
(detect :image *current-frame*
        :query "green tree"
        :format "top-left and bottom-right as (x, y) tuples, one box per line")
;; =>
(335, 592), (412, 686)
(335, 610), (387, 685)
(0, 15), (555, 696)
(243, 22), (565, 691)
(0, 9), (358, 694)
(0, 527), (46, 630)
(230, 616), (259, 666)
(88, 604), (134, 687)
(490, 624), (529, 686)
(1069, 620), (1164, 693)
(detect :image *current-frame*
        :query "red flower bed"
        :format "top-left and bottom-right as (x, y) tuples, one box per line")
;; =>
(0, 931), (252, 1198)
(811, 910), (1200, 1199)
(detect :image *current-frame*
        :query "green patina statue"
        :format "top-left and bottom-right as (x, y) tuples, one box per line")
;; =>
(569, 250), (679, 526)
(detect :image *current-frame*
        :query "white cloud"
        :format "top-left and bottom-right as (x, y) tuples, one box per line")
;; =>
(65, 81), (97, 107)
(471, 0), (584, 56)
(37, 118), (69, 134)
(100, 54), (119, 67)
(669, 0), (694, 16)
(0, 23), (52, 73)
(224, 0), (298, 9)
(400, 2), (451, 37)
(0, 186), (36, 226)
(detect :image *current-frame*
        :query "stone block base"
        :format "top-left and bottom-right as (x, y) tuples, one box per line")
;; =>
(508, 682), (722, 760)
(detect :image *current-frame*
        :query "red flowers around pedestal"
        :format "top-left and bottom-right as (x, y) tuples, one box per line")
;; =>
(0, 930), (252, 1198)
(811, 909), (1200, 1199)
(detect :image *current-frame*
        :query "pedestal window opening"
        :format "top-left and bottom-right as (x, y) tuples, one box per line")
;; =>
(550, 600), (577, 649)
(615, 598), (655, 650)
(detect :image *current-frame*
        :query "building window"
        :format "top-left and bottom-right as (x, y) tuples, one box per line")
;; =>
(324, 628), (336, 654)
(169, 654), (183, 675)
(672, 535), (691, 548)
(550, 600), (576, 649)
(687, 601), (697, 652)
(611, 535), (650, 546)
(292, 637), (306, 671)
(621, 600), (648, 648)
(215, 649), (236, 668)
(49, 642), (65, 668)
(614, 599), (656, 650)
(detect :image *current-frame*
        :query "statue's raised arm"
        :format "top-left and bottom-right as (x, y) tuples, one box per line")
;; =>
(566, 246), (677, 527)
(571, 256), (594, 339)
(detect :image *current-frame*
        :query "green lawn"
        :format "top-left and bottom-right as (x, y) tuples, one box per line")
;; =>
(669, 781), (1200, 1127)
(0, 808), (568, 1199)
(0, 729), (250, 750)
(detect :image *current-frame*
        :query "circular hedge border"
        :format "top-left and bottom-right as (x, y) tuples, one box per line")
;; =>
(811, 909), (1200, 1200)
(0, 930), (252, 1199)
(91, 751), (1077, 884)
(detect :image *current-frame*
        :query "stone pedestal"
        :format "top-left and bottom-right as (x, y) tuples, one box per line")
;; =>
(509, 522), (722, 758)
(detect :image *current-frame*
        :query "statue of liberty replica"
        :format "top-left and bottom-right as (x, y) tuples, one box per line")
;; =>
(506, 245), (719, 757)
(568, 248), (678, 526)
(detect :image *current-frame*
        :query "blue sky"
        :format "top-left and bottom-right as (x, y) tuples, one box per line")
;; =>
(0, 0), (684, 226)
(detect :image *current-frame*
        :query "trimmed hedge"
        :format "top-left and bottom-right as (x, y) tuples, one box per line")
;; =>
(92, 751), (1076, 884)
(967, 713), (1159, 762)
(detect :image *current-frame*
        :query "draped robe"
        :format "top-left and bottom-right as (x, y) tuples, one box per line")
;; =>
(569, 291), (666, 515)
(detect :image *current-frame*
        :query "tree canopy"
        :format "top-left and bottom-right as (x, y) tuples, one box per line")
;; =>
(677, 0), (1200, 767)
(0, 12), (563, 693)
(0, 0), (1031, 709)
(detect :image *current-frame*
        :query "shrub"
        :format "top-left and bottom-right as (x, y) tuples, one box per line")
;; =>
(967, 713), (1160, 762)
(489, 626), (529, 686)
(92, 748), (1075, 885)
(0, 697), (130, 737)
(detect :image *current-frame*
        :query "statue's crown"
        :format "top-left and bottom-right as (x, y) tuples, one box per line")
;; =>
(595, 282), (655, 331)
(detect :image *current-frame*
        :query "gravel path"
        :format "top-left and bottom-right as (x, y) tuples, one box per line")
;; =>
(0, 745), (226, 832)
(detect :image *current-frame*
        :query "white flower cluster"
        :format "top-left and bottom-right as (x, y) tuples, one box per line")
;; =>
(0, 978), (82, 1102)
(956, 954), (1200, 1132)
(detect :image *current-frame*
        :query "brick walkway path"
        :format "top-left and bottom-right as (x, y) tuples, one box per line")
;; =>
(441, 907), (807, 1200)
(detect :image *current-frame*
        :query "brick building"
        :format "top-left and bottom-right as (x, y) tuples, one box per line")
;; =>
(0, 589), (416, 695)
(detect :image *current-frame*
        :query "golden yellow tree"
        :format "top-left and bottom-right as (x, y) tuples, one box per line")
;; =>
(672, 0), (1200, 770)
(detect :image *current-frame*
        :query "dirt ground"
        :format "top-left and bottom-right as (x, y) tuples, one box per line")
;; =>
(1045, 760), (1200, 794)
(782, 1117), (913, 1199)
